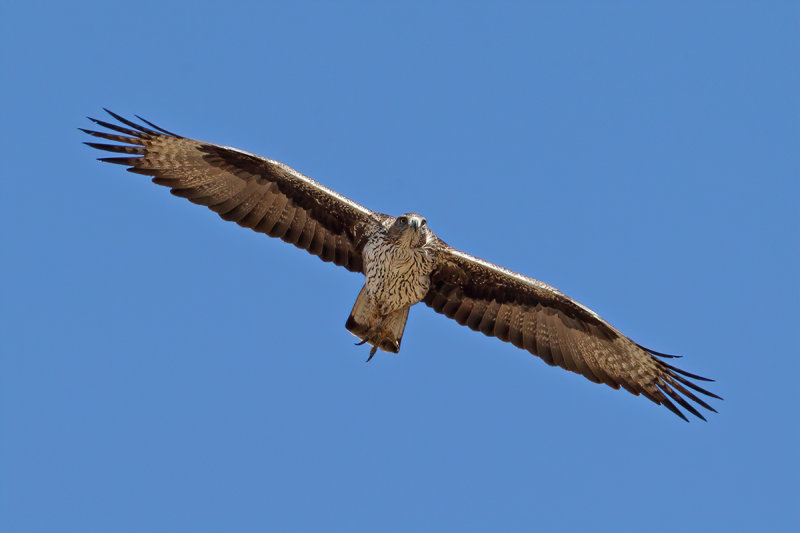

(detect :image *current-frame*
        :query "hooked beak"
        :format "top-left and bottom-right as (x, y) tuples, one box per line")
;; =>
(409, 218), (421, 231)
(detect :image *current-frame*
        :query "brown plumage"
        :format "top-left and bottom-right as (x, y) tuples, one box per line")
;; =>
(82, 110), (720, 421)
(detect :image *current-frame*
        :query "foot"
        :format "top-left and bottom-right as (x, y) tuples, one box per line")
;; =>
(355, 317), (395, 362)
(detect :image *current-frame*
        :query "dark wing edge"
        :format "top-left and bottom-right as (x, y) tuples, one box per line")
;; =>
(81, 109), (388, 273)
(424, 247), (721, 421)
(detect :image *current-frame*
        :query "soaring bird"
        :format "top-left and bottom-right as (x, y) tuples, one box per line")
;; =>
(82, 110), (719, 421)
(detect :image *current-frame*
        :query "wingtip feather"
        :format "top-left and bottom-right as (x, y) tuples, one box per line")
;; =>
(134, 114), (180, 136)
(660, 395), (690, 422)
(103, 108), (159, 135)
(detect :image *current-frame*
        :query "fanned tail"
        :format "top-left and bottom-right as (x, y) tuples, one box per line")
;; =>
(346, 286), (407, 354)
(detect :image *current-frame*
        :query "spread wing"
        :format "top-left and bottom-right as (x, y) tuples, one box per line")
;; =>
(82, 109), (388, 273)
(425, 247), (720, 421)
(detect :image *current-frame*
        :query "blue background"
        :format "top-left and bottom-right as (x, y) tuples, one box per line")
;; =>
(2, 2), (798, 532)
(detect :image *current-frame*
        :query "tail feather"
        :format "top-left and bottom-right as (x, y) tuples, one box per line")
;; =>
(346, 286), (408, 354)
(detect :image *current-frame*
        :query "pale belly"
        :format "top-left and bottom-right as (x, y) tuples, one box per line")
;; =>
(363, 239), (435, 315)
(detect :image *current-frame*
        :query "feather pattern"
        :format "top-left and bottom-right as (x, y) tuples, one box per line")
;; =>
(424, 247), (720, 421)
(83, 109), (386, 272)
(83, 110), (720, 421)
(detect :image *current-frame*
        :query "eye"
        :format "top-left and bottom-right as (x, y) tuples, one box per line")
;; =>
(398, 216), (408, 225)
(421, 219), (427, 226)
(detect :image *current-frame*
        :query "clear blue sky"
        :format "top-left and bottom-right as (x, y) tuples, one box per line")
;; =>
(1, 2), (798, 532)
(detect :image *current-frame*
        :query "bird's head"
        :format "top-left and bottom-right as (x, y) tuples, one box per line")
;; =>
(389, 213), (428, 247)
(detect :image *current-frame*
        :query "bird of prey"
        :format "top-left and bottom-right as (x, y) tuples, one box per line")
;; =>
(82, 109), (720, 421)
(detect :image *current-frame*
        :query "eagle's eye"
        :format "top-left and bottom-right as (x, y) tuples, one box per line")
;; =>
(421, 218), (427, 226)
(398, 216), (408, 225)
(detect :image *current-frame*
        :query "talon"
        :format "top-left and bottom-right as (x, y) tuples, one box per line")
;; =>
(366, 344), (378, 362)
(355, 339), (368, 346)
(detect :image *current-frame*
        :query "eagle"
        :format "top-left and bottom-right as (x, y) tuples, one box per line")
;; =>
(82, 109), (720, 421)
